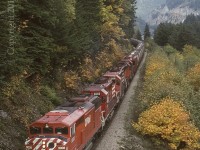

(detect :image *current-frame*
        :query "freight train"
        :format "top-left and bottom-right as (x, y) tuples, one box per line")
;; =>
(25, 39), (145, 150)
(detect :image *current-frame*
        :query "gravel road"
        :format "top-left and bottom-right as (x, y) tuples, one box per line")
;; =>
(93, 52), (147, 150)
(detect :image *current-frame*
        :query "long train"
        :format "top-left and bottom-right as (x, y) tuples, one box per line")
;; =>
(25, 39), (145, 150)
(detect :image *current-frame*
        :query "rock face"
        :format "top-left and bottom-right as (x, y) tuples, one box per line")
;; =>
(147, 0), (200, 26)
(136, 0), (166, 20)
(0, 110), (8, 118)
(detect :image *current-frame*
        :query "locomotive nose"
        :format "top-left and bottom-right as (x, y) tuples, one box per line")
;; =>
(25, 137), (68, 150)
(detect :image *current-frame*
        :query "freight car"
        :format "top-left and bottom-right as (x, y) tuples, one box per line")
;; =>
(25, 39), (145, 150)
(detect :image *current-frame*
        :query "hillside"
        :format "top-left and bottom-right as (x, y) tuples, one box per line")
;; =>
(0, 0), (137, 149)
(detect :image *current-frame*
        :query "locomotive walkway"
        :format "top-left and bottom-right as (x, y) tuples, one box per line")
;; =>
(93, 52), (147, 150)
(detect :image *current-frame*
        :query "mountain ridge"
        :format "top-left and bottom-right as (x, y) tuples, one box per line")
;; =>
(136, 0), (166, 20)
(147, 0), (200, 27)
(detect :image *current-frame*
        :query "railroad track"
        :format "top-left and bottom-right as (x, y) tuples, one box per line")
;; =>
(92, 52), (147, 150)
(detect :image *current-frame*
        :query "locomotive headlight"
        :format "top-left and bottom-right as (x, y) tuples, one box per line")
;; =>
(58, 146), (65, 150)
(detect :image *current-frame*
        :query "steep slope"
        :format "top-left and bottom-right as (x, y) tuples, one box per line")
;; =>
(147, 0), (200, 26)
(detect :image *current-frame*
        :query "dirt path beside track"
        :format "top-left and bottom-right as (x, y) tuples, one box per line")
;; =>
(93, 52), (147, 150)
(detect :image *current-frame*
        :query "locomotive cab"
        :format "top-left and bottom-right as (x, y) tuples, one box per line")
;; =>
(25, 112), (71, 150)
(25, 100), (102, 150)
(104, 72), (125, 98)
(82, 76), (119, 120)
(123, 56), (135, 79)
(26, 124), (70, 150)
(115, 61), (132, 86)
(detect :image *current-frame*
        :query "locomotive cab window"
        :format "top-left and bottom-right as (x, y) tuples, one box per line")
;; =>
(55, 127), (68, 135)
(30, 126), (41, 134)
(94, 92), (100, 96)
(70, 124), (76, 137)
(43, 127), (53, 134)
(90, 98), (101, 109)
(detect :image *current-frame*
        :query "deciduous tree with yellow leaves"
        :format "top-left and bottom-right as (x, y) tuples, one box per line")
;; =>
(133, 98), (200, 150)
(186, 63), (200, 91)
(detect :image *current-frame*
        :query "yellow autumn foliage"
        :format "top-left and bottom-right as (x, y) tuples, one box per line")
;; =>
(186, 63), (200, 91)
(145, 50), (169, 78)
(175, 52), (184, 61)
(80, 57), (97, 82)
(97, 50), (113, 69)
(80, 39), (125, 82)
(146, 62), (164, 77)
(2, 76), (22, 98)
(64, 71), (80, 90)
(133, 98), (200, 149)
(182, 45), (199, 56)
(182, 45), (200, 71)
(157, 68), (181, 84)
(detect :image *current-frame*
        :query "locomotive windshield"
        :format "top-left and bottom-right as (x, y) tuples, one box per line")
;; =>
(30, 126), (69, 135)
(30, 126), (41, 134)
(43, 127), (53, 134)
(55, 127), (68, 135)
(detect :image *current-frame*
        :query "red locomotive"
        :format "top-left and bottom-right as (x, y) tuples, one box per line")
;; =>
(25, 39), (145, 150)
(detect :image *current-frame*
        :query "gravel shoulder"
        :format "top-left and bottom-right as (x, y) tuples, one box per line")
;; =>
(94, 52), (147, 150)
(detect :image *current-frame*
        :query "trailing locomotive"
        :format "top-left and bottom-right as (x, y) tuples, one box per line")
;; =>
(25, 39), (145, 150)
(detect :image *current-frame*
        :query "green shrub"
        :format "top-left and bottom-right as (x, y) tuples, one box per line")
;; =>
(40, 86), (62, 105)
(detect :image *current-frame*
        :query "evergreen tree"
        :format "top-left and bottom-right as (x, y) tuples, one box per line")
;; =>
(154, 15), (200, 50)
(170, 24), (193, 50)
(184, 14), (197, 24)
(120, 0), (137, 38)
(168, 25), (180, 50)
(154, 23), (174, 46)
(136, 29), (142, 40)
(0, 0), (30, 83)
(0, 0), (9, 83)
(17, 0), (58, 76)
(144, 23), (151, 40)
(51, 0), (75, 46)
(68, 0), (102, 58)
(49, 0), (76, 70)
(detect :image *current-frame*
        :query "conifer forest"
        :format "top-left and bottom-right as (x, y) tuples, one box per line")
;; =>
(1, 0), (200, 150)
